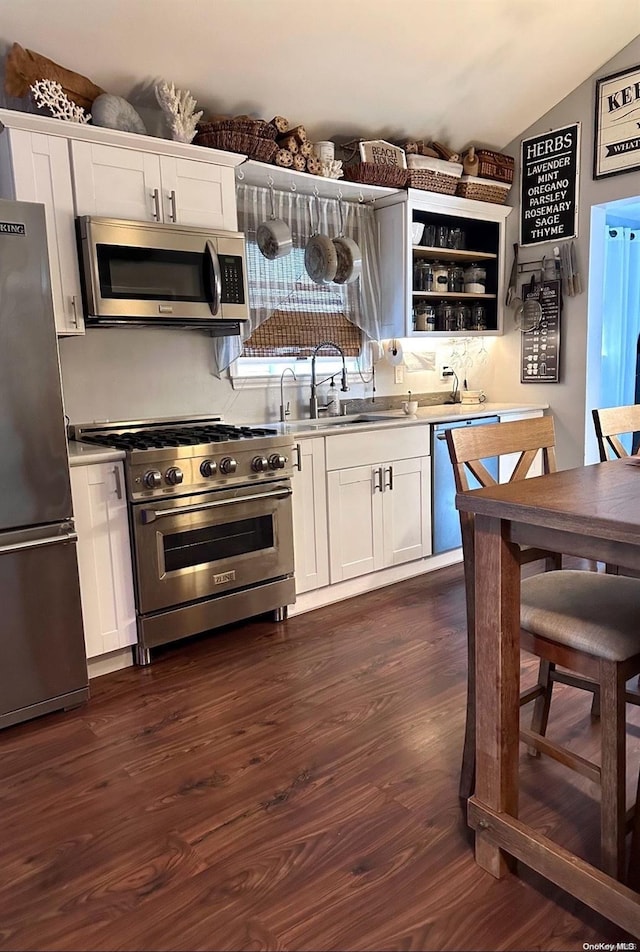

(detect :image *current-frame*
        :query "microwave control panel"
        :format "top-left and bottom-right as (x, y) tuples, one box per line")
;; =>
(220, 255), (245, 304)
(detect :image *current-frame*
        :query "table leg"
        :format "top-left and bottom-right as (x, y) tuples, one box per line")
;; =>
(473, 513), (521, 878)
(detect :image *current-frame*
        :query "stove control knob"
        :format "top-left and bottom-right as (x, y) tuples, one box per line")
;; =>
(269, 454), (287, 470)
(143, 470), (162, 489)
(200, 459), (218, 478)
(165, 466), (184, 486)
(252, 456), (269, 473)
(220, 457), (237, 475)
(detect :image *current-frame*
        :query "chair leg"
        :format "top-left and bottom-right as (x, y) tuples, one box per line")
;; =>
(528, 660), (554, 756)
(459, 689), (475, 801)
(599, 661), (626, 880)
(591, 684), (601, 720)
(628, 770), (640, 890)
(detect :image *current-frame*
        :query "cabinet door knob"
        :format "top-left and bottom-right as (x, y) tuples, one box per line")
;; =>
(294, 443), (302, 472)
(70, 294), (79, 328)
(373, 466), (384, 493)
(385, 465), (394, 490)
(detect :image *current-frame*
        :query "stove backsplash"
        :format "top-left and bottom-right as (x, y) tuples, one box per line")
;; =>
(59, 328), (497, 425)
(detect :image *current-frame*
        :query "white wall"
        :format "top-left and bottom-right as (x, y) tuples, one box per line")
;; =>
(494, 35), (640, 470)
(58, 328), (497, 425)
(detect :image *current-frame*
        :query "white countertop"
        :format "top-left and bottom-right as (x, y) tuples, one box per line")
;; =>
(277, 402), (548, 437)
(68, 440), (126, 467)
(66, 403), (547, 463)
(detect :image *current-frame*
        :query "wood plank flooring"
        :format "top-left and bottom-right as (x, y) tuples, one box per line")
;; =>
(0, 563), (637, 950)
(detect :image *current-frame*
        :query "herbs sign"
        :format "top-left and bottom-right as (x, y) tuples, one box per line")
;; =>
(520, 123), (580, 247)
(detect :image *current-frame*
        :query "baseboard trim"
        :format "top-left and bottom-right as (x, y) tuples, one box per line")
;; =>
(290, 549), (462, 617)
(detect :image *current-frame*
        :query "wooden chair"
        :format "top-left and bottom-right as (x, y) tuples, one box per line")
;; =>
(592, 404), (640, 462)
(592, 404), (640, 578)
(447, 415), (640, 880)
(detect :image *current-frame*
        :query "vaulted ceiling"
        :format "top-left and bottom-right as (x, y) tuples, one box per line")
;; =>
(2, 0), (639, 150)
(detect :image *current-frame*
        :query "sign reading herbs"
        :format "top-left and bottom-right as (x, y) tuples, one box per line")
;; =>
(594, 64), (640, 179)
(520, 123), (580, 247)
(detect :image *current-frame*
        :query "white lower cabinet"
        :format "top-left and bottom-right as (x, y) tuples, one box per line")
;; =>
(325, 426), (432, 584)
(327, 456), (431, 583)
(70, 461), (137, 659)
(291, 438), (329, 594)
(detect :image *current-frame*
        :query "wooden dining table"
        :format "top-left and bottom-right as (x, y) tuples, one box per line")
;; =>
(455, 457), (640, 936)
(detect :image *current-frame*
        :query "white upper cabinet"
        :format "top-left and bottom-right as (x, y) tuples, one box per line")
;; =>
(0, 109), (245, 335)
(159, 155), (237, 230)
(71, 141), (238, 230)
(376, 190), (512, 338)
(0, 127), (84, 335)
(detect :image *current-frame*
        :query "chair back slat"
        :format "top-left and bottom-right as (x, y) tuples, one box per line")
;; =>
(465, 459), (498, 489)
(445, 416), (556, 496)
(592, 405), (640, 460)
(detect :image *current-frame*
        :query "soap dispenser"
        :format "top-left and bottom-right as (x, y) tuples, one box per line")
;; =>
(327, 376), (340, 416)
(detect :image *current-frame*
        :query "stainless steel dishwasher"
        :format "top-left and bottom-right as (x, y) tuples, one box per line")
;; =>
(432, 416), (500, 554)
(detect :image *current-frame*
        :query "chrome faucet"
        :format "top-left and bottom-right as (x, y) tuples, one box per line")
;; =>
(310, 341), (349, 419)
(279, 367), (297, 422)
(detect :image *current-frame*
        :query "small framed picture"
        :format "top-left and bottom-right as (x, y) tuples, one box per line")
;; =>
(594, 64), (640, 179)
(358, 139), (407, 168)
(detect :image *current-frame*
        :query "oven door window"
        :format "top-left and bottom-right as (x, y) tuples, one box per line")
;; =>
(162, 515), (274, 572)
(96, 244), (211, 303)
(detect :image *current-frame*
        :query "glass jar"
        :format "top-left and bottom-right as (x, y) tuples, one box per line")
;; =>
(435, 225), (449, 248)
(447, 227), (465, 250)
(471, 303), (487, 331)
(436, 302), (457, 332)
(432, 261), (449, 293)
(463, 263), (487, 294)
(413, 260), (434, 292)
(413, 303), (436, 331)
(453, 302), (470, 331)
(449, 265), (465, 294)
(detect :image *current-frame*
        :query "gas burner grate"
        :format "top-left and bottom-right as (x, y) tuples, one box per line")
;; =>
(82, 424), (279, 452)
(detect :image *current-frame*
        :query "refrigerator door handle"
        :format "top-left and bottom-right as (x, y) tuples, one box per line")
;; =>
(0, 531), (77, 556)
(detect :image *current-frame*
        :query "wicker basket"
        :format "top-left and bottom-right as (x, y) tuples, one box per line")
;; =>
(474, 149), (515, 184)
(407, 168), (459, 195)
(455, 175), (511, 205)
(196, 118), (278, 140)
(193, 130), (279, 163)
(342, 162), (409, 188)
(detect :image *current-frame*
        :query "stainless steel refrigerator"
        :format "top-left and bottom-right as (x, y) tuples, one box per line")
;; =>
(0, 198), (88, 729)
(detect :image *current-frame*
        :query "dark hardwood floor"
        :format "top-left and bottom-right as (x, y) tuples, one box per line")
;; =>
(0, 563), (637, 951)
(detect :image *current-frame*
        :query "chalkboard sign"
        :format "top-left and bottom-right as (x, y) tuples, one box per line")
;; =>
(520, 280), (561, 383)
(520, 123), (580, 247)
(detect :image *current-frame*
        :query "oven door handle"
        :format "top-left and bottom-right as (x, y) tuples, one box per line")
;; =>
(141, 487), (293, 524)
(205, 239), (222, 316)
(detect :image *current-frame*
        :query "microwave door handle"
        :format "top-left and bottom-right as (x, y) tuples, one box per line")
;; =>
(205, 240), (222, 316)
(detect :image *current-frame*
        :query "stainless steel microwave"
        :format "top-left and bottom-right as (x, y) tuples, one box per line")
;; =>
(76, 216), (249, 331)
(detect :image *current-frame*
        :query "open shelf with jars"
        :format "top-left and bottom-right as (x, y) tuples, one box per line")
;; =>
(375, 189), (512, 339)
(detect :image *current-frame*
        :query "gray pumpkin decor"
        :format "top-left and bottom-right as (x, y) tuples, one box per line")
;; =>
(91, 94), (147, 135)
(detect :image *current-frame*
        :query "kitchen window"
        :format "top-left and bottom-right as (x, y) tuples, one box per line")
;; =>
(215, 184), (382, 381)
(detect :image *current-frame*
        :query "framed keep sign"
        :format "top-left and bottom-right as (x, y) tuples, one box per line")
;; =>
(594, 64), (640, 179)
(520, 123), (580, 247)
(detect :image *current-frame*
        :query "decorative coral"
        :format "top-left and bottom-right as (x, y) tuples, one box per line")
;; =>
(30, 78), (91, 123)
(154, 80), (203, 144)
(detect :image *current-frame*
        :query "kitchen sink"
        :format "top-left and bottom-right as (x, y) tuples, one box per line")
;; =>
(285, 414), (397, 431)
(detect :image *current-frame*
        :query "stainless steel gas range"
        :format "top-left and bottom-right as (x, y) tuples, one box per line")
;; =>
(69, 417), (296, 664)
